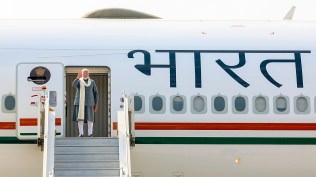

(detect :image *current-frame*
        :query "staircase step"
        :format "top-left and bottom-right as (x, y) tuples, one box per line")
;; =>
(55, 137), (118, 146)
(55, 152), (119, 161)
(55, 160), (119, 168)
(54, 137), (121, 177)
(56, 176), (119, 177)
(55, 144), (118, 147)
(55, 146), (118, 153)
(54, 168), (120, 176)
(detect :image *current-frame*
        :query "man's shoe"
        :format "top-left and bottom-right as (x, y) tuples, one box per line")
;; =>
(88, 134), (93, 137)
(78, 134), (84, 137)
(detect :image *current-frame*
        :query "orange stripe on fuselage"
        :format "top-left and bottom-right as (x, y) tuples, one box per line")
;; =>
(0, 122), (16, 129)
(55, 118), (61, 126)
(20, 118), (37, 126)
(113, 122), (316, 130)
(19, 118), (61, 126)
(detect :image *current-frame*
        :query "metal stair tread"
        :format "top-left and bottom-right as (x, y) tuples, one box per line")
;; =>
(55, 150), (119, 153)
(54, 137), (122, 176)
(55, 146), (119, 152)
(55, 137), (118, 139)
(55, 176), (119, 177)
(55, 160), (119, 162)
(55, 167), (120, 170)
(55, 145), (118, 147)
(55, 152), (119, 155)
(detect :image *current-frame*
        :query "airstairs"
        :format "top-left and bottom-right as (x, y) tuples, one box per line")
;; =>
(54, 137), (120, 177)
(40, 92), (134, 177)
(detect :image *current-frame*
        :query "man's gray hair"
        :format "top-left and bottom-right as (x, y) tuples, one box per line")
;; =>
(82, 68), (89, 73)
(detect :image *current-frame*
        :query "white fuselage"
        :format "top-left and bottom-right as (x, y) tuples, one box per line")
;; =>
(0, 19), (316, 177)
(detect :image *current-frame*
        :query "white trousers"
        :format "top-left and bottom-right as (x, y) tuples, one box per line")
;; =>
(78, 121), (94, 135)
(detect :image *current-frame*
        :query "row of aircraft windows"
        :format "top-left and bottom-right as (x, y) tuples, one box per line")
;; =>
(133, 94), (312, 114)
(0, 93), (312, 115)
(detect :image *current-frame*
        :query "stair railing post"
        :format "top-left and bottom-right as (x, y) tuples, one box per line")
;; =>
(125, 94), (131, 177)
(118, 92), (132, 177)
(42, 93), (55, 177)
(128, 95), (135, 147)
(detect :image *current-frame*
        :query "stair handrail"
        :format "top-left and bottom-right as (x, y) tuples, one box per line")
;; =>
(118, 92), (132, 177)
(42, 93), (55, 177)
(128, 95), (135, 147)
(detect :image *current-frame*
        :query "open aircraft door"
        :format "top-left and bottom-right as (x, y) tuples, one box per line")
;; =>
(17, 63), (64, 140)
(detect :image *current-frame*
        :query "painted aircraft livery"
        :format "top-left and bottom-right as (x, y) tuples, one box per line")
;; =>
(0, 19), (316, 177)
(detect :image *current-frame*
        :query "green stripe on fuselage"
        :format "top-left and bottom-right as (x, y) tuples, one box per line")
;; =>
(0, 137), (37, 144)
(1, 137), (316, 145)
(20, 133), (37, 136)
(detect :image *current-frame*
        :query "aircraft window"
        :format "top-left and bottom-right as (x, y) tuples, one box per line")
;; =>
(49, 91), (57, 107)
(214, 96), (225, 111)
(173, 96), (184, 111)
(253, 95), (269, 114)
(191, 95), (207, 114)
(232, 95), (248, 114)
(134, 96), (142, 111)
(211, 95), (228, 114)
(5, 96), (15, 110)
(2, 94), (16, 113)
(235, 96), (246, 112)
(170, 95), (186, 114)
(294, 95), (310, 114)
(276, 97), (287, 112)
(274, 95), (289, 114)
(152, 96), (163, 111)
(133, 94), (145, 113)
(149, 94), (165, 114)
(296, 97), (308, 112)
(255, 97), (266, 112)
(193, 96), (205, 112)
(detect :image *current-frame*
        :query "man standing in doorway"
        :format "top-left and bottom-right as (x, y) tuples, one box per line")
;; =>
(72, 68), (99, 137)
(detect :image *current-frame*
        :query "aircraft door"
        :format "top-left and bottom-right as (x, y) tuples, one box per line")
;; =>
(17, 63), (64, 140)
(65, 67), (110, 137)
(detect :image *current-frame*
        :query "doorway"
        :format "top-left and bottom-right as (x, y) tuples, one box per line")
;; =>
(65, 66), (111, 137)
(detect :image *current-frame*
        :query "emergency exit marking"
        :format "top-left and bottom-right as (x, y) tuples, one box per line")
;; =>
(173, 172), (184, 177)
(32, 87), (43, 91)
(132, 172), (143, 177)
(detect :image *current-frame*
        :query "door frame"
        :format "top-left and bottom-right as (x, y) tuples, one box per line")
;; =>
(65, 66), (111, 137)
(16, 62), (64, 139)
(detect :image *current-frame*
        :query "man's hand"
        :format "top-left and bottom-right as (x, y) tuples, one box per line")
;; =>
(76, 71), (82, 79)
(94, 104), (98, 112)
